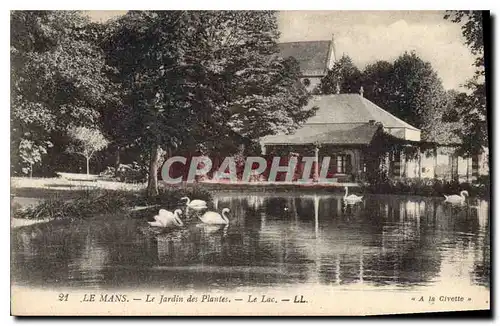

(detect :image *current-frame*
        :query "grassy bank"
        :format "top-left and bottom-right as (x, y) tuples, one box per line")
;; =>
(13, 189), (132, 220)
(12, 177), (212, 221)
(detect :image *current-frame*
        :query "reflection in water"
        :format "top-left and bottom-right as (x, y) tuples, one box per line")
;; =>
(11, 193), (490, 292)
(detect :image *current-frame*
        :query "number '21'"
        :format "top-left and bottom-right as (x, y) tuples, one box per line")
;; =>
(58, 293), (68, 301)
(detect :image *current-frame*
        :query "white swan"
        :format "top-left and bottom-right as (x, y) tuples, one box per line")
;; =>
(148, 209), (184, 228)
(444, 190), (469, 204)
(181, 196), (208, 211)
(344, 186), (363, 203)
(199, 208), (230, 225)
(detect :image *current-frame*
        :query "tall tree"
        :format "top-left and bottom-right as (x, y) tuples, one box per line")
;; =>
(10, 11), (115, 175)
(361, 60), (396, 110)
(445, 11), (485, 74)
(316, 54), (362, 95)
(104, 11), (316, 196)
(444, 11), (487, 156)
(343, 53), (448, 141)
(389, 51), (447, 139)
(428, 89), (463, 144)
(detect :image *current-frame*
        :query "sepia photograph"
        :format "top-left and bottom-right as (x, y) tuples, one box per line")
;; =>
(9, 9), (491, 316)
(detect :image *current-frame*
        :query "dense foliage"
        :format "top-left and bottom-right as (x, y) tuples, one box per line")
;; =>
(11, 11), (316, 193)
(443, 11), (488, 157)
(316, 55), (362, 95)
(10, 11), (117, 176)
(102, 11), (316, 195)
(316, 52), (456, 143)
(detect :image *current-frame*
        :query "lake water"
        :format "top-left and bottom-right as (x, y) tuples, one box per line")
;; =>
(11, 192), (490, 293)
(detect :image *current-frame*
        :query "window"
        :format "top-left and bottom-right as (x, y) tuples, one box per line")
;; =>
(389, 150), (401, 176)
(302, 78), (311, 87)
(336, 155), (350, 174)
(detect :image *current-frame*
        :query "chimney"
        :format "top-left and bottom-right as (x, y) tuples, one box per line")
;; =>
(359, 86), (364, 97)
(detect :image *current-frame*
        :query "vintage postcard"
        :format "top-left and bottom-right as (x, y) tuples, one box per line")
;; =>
(10, 10), (490, 316)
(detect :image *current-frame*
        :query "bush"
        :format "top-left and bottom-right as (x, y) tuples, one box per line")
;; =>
(13, 185), (215, 221)
(115, 163), (147, 183)
(13, 189), (133, 220)
(98, 163), (148, 183)
(99, 166), (119, 181)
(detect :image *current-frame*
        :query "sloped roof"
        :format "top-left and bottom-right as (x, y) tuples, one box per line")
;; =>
(304, 94), (420, 130)
(278, 41), (331, 77)
(262, 123), (379, 146)
(261, 94), (421, 146)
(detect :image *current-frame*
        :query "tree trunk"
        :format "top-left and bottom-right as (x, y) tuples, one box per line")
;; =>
(433, 146), (438, 180)
(29, 163), (33, 178)
(86, 157), (90, 175)
(417, 150), (422, 178)
(114, 145), (121, 170)
(147, 144), (161, 197)
(466, 157), (470, 182)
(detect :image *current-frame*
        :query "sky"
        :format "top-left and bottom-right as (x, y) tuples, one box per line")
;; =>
(86, 10), (476, 90)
